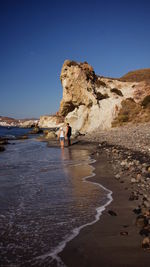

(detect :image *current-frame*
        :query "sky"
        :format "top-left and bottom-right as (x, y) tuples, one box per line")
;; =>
(0, 0), (150, 119)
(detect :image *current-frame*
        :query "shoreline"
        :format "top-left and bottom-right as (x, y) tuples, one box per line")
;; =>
(1, 124), (150, 266)
(42, 156), (113, 267)
(59, 140), (150, 267)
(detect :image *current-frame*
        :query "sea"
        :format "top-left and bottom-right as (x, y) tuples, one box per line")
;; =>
(0, 126), (112, 267)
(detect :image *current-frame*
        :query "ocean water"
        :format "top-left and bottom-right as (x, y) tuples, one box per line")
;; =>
(0, 126), (32, 138)
(0, 128), (112, 267)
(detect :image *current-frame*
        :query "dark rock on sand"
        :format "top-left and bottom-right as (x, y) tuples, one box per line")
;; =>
(0, 139), (8, 145)
(0, 146), (5, 152)
(129, 192), (138, 201)
(16, 135), (28, 140)
(120, 231), (128, 236)
(133, 207), (141, 215)
(143, 201), (150, 209)
(142, 237), (150, 248)
(139, 228), (150, 236)
(29, 126), (43, 134)
(136, 215), (148, 228)
(123, 225), (129, 228)
(108, 210), (117, 216)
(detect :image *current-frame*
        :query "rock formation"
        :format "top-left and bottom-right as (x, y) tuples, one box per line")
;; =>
(0, 116), (18, 127)
(39, 60), (150, 133)
(38, 114), (64, 129)
(58, 60), (136, 133)
(0, 116), (39, 128)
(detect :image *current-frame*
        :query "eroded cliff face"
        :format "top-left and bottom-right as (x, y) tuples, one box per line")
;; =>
(39, 60), (150, 133)
(38, 115), (64, 129)
(59, 60), (138, 133)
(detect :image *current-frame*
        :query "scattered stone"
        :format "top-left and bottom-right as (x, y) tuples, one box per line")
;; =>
(29, 126), (43, 134)
(131, 178), (137, 183)
(108, 210), (117, 216)
(123, 225), (129, 228)
(44, 131), (56, 140)
(139, 228), (150, 236)
(136, 173), (142, 182)
(129, 192), (138, 201)
(143, 201), (150, 209)
(16, 135), (28, 140)
(120, 231), (128, 236)
(142, 167), (147, 174)
(0, 139), (8, 145)
(136, 215), (148, 228)
(142, 237), (150, 249)
(0, 214), (5, 219)
(133, 207), (141, 215)
(0, 146), (5, 152)
(141, 209), (150, 217)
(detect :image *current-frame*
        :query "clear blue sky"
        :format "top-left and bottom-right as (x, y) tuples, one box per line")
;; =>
(0, 0), (150, 119)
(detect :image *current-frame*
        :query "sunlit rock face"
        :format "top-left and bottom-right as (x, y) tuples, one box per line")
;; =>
(59, 60), (137, 133)
(38, 115), (64, 129)
(19, 119), (39, 128)
(39, 60), (150, 132)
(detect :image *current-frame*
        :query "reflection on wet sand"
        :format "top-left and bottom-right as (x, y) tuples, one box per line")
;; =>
(60, 148), (105, 204)
(60, 147), (73, 160)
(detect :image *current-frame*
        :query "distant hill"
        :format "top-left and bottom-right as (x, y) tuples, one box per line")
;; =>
(0, 116), (18, 123)
(0, 116), (39, 127)
(120, 68), (150, 82)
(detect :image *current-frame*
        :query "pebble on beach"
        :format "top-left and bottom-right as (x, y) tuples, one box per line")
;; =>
(0, 146), (5, 152)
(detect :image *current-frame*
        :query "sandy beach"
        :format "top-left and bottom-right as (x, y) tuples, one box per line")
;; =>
(1, 124), (150, 266)
(59, 124), (150, 267)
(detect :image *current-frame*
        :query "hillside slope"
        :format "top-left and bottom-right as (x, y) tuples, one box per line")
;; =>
(120, 68), (150, 82)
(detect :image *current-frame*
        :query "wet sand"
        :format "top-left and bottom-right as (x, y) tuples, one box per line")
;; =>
(59, 143), (150, 267)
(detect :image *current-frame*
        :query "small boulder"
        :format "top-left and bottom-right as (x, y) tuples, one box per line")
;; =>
(0, 139), (8, 145)
(115, 174), (120, 180)
(139, 228), (150, 236)
(142, 237), (150, 248)
(108, 210), (117, 216)
(29, 126), (43, 134)
(120, 231), (128, 236)
(44, 131), (56, 140)
(131, 178), (137, 183)
(133, 207), (141, 215)
(0, 146), (5, 152)
(143, 201), (150, 209)
(136, 173), (142, 182)
(136, 215), (148, 228)
(17, 135), (28, 140)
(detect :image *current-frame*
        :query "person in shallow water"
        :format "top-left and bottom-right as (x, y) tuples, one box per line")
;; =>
(66, 123), (72, 146)
(58, 127), (65, 148)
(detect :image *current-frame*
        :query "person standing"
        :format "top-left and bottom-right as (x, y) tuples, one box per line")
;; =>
(58, 127), (65, 148)
(66, 123), (72, 146)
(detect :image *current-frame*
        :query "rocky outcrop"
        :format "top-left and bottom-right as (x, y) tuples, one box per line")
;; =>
(39, 60), (150, 133)
(59, 60), (140, 133)
(38, 115), (64, 129)
(19, 119), (39, 128)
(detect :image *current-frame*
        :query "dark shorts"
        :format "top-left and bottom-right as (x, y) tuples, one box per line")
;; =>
(60, 137), (64, 141)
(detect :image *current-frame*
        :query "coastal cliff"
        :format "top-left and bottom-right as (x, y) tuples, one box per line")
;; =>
(0, 116), (38, 128)
(39, 60), (150, 133)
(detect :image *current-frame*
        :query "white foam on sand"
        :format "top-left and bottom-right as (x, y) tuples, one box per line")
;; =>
(34, 156), (113, 267)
